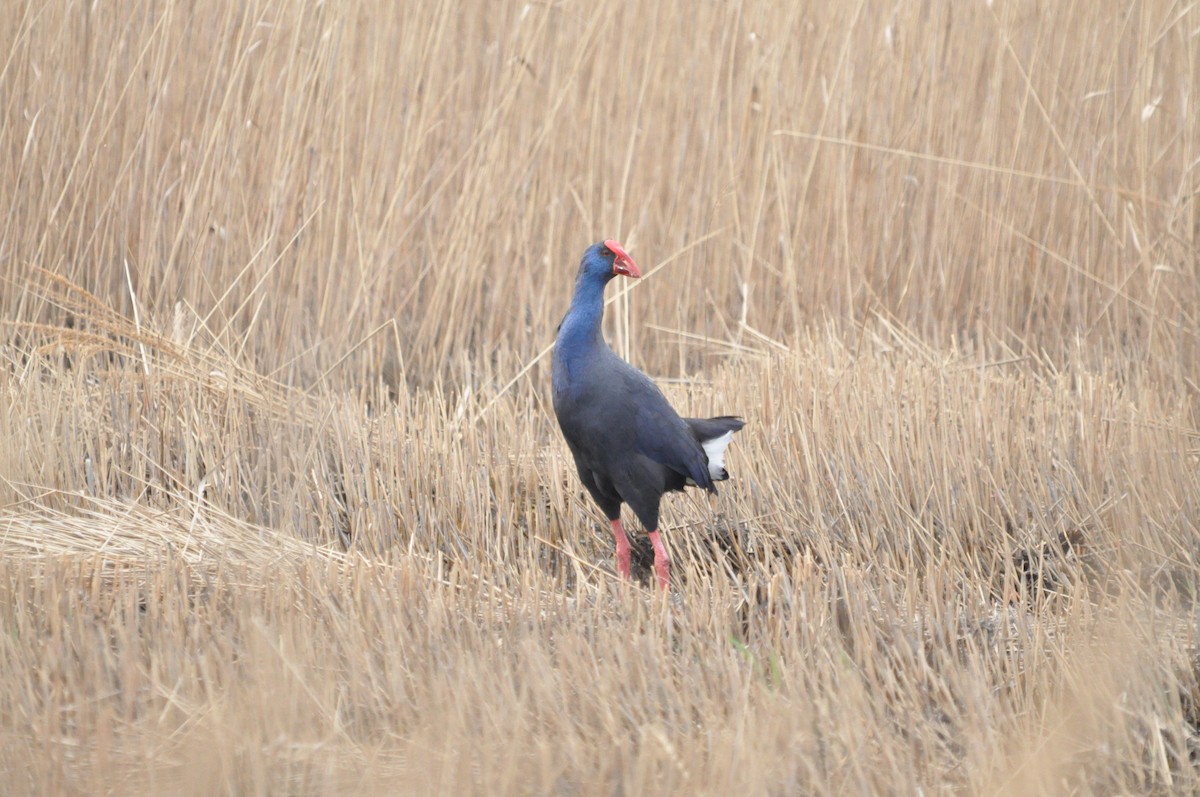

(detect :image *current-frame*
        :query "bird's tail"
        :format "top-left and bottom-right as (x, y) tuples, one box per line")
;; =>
(685, 416), (745, 482)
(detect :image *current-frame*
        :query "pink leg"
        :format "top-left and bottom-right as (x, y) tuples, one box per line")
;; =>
(610, 519), (632, 580)
(647, 530), (670, 591)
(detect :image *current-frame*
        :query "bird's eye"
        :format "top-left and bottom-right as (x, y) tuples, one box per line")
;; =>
(601, 247), (611, 256)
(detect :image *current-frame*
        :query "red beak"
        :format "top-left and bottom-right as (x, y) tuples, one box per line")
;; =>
(604, 239), (641, 279)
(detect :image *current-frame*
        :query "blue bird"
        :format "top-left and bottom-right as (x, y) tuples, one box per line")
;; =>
(552, 240), (745, 590)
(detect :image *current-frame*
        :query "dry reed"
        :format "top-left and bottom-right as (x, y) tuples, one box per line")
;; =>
(1, 0), (1198, 794)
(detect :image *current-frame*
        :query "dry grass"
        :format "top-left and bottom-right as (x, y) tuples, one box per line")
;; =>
(1, 0), (1199, 794)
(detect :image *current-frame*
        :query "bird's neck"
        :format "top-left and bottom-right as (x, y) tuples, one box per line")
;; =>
(558, 271), (610, 352)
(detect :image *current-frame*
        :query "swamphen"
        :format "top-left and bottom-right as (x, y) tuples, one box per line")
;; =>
(552, 240), (745, 590)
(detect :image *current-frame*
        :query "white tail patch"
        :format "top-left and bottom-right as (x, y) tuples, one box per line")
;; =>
(702, 430), (735, 479)
(674, 430), (731, 486)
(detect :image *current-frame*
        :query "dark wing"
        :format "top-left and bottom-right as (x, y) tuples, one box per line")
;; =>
(615, 362), (717, 492)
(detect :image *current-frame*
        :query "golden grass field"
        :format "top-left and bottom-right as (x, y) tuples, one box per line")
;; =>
(2, 0), (1199, 793)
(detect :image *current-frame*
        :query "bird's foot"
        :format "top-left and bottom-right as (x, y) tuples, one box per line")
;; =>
(611, 519), (633, 581)
(648, 530), (670, 591)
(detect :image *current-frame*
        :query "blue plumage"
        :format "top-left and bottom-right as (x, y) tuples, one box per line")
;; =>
(552, 240), (745, 589)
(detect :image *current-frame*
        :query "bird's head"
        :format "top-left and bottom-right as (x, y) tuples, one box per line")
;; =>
(580, 239), (641, 282)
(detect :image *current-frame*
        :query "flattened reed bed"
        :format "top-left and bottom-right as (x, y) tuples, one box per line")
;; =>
(0, 532), (1195, 796)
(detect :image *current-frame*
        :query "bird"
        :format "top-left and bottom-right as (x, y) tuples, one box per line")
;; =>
(552, 239), (745, 591)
